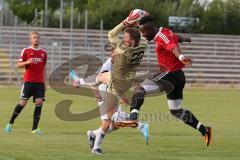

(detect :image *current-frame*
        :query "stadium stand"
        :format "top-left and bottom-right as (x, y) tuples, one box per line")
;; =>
(0, 26), (239, 86)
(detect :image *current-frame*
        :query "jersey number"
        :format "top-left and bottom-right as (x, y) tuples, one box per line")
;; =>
(130, 51), (144, 64)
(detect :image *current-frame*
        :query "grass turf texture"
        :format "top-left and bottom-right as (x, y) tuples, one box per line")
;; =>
(0, 87), (239, 160)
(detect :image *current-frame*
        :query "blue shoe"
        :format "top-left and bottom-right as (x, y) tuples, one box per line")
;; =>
(69, 69), (80, 87)
(140, 123), (149, 145)
(31, 128), (43, 134)
(4, 123), (12, 133)
(69, 69), (80, 81)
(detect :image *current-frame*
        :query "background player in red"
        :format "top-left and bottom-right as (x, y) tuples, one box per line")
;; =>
(4, 31), (47, 134)
(127, 16), (212, 146)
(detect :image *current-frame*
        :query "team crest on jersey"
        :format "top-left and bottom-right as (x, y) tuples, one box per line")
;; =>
(31, 53), (34, 56)
(41, 53), (45, 58)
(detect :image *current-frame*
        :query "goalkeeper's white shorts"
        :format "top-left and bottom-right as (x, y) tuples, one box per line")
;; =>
(98, 83), (121, 120)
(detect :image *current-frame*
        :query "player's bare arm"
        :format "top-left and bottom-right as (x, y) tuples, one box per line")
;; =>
(172, 47), (192, 67)
(16, 58), (33, 68)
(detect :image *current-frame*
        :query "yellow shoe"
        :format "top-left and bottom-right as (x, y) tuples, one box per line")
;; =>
(31, 128), (42, 134)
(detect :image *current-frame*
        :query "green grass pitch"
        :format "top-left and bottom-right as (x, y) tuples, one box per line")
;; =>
(0, 87), (239, 160)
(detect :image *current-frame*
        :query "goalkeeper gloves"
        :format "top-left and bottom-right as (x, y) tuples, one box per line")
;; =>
(122, 9), (149, 27)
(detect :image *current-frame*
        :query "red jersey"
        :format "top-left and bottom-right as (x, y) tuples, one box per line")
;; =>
(18, 47), (47, 82)
(154, 27), (184, 72)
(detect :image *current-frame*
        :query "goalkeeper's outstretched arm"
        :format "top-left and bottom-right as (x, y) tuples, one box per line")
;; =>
(108, 9), (149, 46)
(108, 23), (125, 46)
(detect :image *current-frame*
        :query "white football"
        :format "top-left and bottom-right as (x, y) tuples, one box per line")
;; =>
(131, 9), (149, 19)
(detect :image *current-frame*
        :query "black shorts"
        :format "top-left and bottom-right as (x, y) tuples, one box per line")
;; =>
(148, 70), (185, 100)
(20, 82), (45, 102)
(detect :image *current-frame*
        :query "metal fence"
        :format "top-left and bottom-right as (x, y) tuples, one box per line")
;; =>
(0, 26), (240, 87)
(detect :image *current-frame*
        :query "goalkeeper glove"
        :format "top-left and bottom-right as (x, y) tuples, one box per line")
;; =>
(122, 9), (149, 27)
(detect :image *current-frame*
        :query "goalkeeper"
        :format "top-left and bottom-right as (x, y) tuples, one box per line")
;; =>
(89, 43), (149, 154)
(69, 9), (149, 154)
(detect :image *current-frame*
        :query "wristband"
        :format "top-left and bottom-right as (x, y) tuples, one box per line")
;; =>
(179, 55), (185, 61)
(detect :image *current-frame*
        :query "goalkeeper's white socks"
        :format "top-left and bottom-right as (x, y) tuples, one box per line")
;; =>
(93, 128), (105, 150)
(93, 128), (100, 136)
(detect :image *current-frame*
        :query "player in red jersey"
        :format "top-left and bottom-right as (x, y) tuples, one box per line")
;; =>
(125, 16), (212, 146)
(4, 31), (47, 134)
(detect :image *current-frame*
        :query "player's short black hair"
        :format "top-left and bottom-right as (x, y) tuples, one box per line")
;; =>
(139, 15), (154, 25)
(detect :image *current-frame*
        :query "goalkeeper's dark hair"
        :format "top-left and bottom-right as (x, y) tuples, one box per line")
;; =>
(139, 15), (154, 25)
(124, 27), (141, 45)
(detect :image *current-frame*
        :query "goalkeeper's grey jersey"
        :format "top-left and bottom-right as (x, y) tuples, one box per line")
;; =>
(108, 23), (147, 95)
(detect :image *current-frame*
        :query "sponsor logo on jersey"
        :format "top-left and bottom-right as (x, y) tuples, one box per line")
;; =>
(33, 58), (43, 63)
